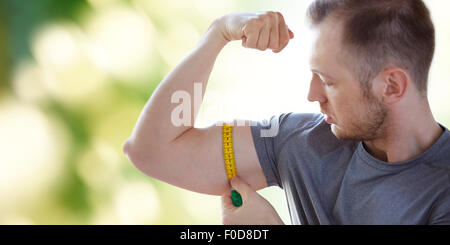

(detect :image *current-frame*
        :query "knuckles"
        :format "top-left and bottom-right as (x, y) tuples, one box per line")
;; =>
(241, 11), (290, 52)
(260, 12), (274, 22)
(248, 11), (283, 29)
(248, 17), (263, 28)
(263, 11), (281, 21)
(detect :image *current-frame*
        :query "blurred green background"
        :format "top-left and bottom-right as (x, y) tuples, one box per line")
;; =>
(0, 0), (449, 225)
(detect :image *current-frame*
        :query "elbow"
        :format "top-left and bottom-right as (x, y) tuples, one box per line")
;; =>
(122, 138), (133, 157)
(123, 138), (166, 179)
(123, 138), (148, 171)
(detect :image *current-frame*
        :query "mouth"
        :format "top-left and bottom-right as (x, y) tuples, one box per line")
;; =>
(321, 112), (335, 124)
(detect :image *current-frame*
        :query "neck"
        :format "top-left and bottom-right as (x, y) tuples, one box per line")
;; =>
(363, 101), (444, 163)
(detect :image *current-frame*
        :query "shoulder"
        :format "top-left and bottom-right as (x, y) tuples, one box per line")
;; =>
(425, 126), (450, 172)
(251, 112), (325, 139)
(273, 112), (325, 131)
(282, 112), (325, 132)
(250, 112), (356, 152)
(255, 112), (354, 151)
(277, 113), (361, 161)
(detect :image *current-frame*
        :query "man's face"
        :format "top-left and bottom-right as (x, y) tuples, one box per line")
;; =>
(308, 19), (388, 141)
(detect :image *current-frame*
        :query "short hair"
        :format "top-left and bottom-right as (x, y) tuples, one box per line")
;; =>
(307, 0), (435, 95)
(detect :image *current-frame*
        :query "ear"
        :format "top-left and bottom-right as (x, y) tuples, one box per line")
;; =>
(380, 67), (409, 104)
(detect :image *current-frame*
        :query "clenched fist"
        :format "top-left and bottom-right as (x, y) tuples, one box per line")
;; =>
(215, 12), (294, 53)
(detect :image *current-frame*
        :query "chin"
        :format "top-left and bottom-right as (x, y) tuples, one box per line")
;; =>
(331, 124), (374, 141)
(330, 124), (342, 138)
(331, 124), (357, 141)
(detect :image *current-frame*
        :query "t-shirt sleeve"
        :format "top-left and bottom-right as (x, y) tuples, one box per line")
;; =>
(249, 112), (323, 188)
(250, 114), (287, 188)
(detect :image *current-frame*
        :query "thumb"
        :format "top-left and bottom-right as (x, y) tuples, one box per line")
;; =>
(230, 176), (253, 198)
(221, 194), (234, 210)
(288, 29), (294, 39)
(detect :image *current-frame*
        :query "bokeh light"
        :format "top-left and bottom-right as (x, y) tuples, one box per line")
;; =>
(12, 60), (48, 103)
(113, 180), (161, 224)
(31, 23), (106, 104)
(0, 98), (67, 212)
(85, 3), (157, 81)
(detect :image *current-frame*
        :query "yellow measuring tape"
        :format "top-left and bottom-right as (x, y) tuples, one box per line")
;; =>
(222, 123), (242, 207)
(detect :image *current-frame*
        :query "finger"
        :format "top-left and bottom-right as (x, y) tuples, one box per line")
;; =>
(273, 14), (289, 53)
(221, 194), (235, 210)
(242, 20), (260, 49)
(278, 19), (290, 52)
(257, 26), (270, 51)
(245, 32), (259, 49)
(288, 28), (294, 39)
(268, 13), (280, 51)
(230, 176), (253, 199)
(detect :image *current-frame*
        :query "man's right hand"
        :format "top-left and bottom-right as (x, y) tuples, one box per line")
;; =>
(215, 11), (294, 53)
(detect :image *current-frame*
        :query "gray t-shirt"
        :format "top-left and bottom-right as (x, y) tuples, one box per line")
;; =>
(250, 113), (450, 225)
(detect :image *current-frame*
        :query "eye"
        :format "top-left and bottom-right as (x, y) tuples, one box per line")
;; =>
(317, 74), (332, 86)
(324, 80), (333, 86)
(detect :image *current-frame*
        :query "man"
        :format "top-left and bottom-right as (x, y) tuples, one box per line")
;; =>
(123, 0), (450, 224)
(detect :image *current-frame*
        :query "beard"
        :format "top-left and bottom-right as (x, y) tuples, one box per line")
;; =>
(331, 92), (388, 141)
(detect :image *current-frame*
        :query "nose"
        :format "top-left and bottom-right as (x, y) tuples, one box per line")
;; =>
(307, 73), (327, 103)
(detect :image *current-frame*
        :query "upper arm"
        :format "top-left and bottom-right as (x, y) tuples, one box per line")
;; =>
(129, 120), (267, 196)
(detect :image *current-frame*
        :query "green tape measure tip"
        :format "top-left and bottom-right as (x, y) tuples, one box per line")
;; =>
(231, 190), (242, 207)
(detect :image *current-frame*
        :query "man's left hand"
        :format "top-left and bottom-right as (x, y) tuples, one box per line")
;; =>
(221, 176), (285, 225)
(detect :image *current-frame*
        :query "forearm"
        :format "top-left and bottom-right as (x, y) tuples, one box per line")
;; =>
(125, 20), (228, 152)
